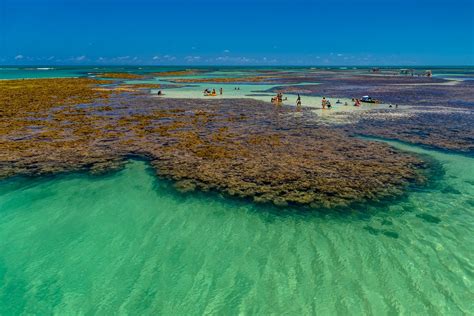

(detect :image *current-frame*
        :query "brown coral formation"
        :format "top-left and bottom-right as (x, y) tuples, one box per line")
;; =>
(0, 78), (427, 209)
(171, 76), (272, 83)
(96, 72), (146, 79)
(152, 70), (199, 76)
(0, 78), (112, 114)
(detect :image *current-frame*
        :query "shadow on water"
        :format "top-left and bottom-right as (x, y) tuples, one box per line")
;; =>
(1, 155), (442, 211)
(0, 139), (450, 241)
(145, 157), (447, 240)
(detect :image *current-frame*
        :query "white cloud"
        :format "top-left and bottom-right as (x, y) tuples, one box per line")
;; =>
(213, 56), (257, 64)
(14, 54), (24, 60)
(152, 55), (160, 60)
(223, 49), (230, 53)
(76, 55), (86, 61)
(163, 55), (176, 61)
(185, 55), (201, 62)
(261, 57), (277, 63)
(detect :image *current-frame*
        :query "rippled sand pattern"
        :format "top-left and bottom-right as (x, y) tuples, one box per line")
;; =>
(0, 140), (472, 314)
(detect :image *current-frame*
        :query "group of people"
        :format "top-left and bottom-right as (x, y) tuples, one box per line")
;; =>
(161, 87), (394, 110)
(321, 97), (332, 109)
(203, 88), (223, 96)
(272, 94), (341, 109)
(271, 92), (288, 103)
(269, 94), (390, 109)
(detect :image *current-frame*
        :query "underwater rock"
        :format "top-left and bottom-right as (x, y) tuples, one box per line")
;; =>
(440, 186), (462, 195)
(381, 231), (399, 239)
(416, 213), (442, 224)
(174, 179), (197, 193)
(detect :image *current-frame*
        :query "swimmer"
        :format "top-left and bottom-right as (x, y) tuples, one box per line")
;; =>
(296, 94), (302, 106)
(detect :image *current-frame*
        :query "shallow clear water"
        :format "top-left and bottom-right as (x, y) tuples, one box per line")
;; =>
(139, 78), (384, 116)
(0, 140), (473, 314)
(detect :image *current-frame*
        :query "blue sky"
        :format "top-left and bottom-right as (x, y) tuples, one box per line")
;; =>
(1, 0), (473, 65)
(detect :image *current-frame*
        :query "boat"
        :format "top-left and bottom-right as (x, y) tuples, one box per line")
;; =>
(360, 96), (380, 103)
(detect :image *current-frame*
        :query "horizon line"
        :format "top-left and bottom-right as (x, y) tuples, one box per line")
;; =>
(2, 64), (474, 68)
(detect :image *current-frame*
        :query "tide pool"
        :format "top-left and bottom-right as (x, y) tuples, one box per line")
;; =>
(0, 140), (472, 314)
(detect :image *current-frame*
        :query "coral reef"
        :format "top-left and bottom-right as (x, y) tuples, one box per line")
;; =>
(96, 72), (146, 79)
(171, 76), (272, 83)
(0, 78), (428, 209)
(152, 70), (200, 76)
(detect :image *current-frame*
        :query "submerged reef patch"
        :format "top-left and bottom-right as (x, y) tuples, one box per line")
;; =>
(341, 107), (474, 153)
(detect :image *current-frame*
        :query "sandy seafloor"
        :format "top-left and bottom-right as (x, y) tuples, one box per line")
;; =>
(0, 66), (473, 314)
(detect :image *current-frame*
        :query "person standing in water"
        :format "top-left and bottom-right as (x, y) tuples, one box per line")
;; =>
(220, 88), (223, 95)
(296, 94), (302, 107)
(322, 97), (327, 109)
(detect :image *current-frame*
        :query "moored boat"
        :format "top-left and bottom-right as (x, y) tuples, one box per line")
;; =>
(360, 95), (380, 103)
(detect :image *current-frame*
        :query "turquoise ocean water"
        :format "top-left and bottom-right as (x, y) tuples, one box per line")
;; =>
(0, 68), (473, 314)
(2, 66), (474, 80)
(0, 141), (473, 314)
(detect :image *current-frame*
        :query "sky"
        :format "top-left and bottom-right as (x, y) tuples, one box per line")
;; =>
(1, 0), (473, 66)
